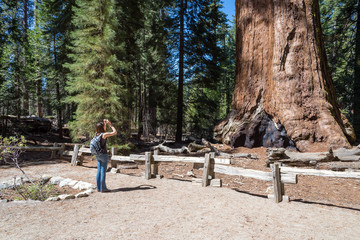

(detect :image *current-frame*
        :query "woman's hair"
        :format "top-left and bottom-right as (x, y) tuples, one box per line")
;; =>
(96, 122), (105, 133)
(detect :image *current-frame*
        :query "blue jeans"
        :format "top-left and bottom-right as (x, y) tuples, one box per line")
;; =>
(96, 153), (108, 191)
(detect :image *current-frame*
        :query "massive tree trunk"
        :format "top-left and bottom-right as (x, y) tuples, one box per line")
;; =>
(214, 0), (356, 151)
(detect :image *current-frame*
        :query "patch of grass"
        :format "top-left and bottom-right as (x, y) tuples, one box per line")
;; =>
(14, 182), (58, 201)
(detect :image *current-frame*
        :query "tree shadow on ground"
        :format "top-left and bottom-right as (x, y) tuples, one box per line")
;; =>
(232, 188), (268, 199)
(109, 185), (156, 192)
(233, 188), (360, 212)
(291, 198), (360, 212)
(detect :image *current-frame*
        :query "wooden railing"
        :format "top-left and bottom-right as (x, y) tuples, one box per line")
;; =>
(5, 143), (360, 204)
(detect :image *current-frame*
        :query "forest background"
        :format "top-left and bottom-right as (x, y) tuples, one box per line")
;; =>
(0, 0), (359, 145)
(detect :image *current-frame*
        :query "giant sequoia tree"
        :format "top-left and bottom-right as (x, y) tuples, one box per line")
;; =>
(214, 0), (356, 151)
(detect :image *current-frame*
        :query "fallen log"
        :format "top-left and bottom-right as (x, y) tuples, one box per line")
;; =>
(266, 148), (338, 166)
(201, 138), (257, 159)
(333, 146), (360, 161)
(319, 162), (360, 171)
(187, 142), (206, 152)
(151, 142), (188, 154)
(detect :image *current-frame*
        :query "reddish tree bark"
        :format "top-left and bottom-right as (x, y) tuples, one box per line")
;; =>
(214, 0), (356, 151)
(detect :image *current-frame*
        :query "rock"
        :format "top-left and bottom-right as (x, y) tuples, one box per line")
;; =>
(26, 199), (41, 203)
(0, 183), (10, 189)
(0, 199), (8, 203)
(58, 194), (75, 200)
(156, 174), (163, 179)
(39, 174), (52, 184)
(59, 178), (74, 188)
(72, 181), (95, 190)
(210, 179), (222, 187)
(50, 176), (65, 185)
(110, 168), (120, 174)
(68, 180), (79, 187)
(75, 191), (89, 198)
(83, 189), (94, 194)
(45, 196), (60, 201)
(266, 186), (274, 194)
(41, 174), (52, 180)
(187, 170), (195, 177)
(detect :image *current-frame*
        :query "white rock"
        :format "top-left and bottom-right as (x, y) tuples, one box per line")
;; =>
(75, 191), (89, 198)
(110, 168), (120, 174)
(41, 174), (52, 180)
(266, 186), (274, 194)
(210, 179), (222, 187)
(83, 189), (94, 194)
(58, 194), (75, 200)
(45, 196), (60, 201)
(0, 183), (10, 189)
(72, 181), (95, 190)
(59, 179), (73, 188)
(0, 199), (8, 203)
(50, 176), (65, 185)
(68, 180), (78, 187)
(187, 170), (195, 177)
(26, 199), (41, 203)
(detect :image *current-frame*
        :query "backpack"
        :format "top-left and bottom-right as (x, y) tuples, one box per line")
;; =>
(90, 133), (103, 155)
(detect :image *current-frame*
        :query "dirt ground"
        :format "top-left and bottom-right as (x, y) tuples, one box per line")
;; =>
(1, 149), (360, 239)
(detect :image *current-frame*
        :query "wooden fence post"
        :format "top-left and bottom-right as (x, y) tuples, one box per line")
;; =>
(271, 163), (282, 203)
(59, 143), (65, 158)
(51, 143), (58, 159)
(202, 153), (211, 187)
(71, 144), (80, 166)
(145, 152), (152, 180)
(209, 152), (215, 180)
(152, 149), (159, 176)
(111, 147), (117, 168)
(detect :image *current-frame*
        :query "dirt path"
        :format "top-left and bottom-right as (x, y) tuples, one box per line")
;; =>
(1, 160), (360, 240)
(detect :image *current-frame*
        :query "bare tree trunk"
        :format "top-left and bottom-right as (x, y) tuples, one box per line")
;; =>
(214, 0), (356, 151)
(176, 0), (186, 143)
(354, 0), (360, 141)
(34, 0), (42, 118)
(21, 0), (29, 116)
(53, 34), (62, 139)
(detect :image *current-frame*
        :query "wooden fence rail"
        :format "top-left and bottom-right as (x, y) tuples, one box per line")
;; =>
(8, 144), (359, 204)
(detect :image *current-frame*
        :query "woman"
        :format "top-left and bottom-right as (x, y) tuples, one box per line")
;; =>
(95, 119), (117, 192)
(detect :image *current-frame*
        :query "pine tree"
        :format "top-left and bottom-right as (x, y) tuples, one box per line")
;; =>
(65, 0), (127, 140)
(185, 0), (228, 138)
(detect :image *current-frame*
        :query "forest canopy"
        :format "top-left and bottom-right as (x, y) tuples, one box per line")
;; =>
(0, 0), (359, 143)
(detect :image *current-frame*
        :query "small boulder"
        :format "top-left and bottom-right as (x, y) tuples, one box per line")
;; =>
(58, 194), (75, 200)
(187, 170), (195, 177)
(59, 179), (73, 188)
(110, 168), (120, 174)
(45, 196), (60, 201)
(73, 181), (95, 190)
(50, 176), (65, 185)
(68, 180), (78, 187)
(75, 191), (89, 198)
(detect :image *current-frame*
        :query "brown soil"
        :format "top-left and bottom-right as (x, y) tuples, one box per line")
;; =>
(87, 145), (360, 211)
(1, 152), (360, 239)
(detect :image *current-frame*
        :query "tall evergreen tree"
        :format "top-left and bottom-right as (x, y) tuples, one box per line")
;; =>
(185, 0), (228, 138)
(320, 0), (359, 140)
(65, 0), (126, 140)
